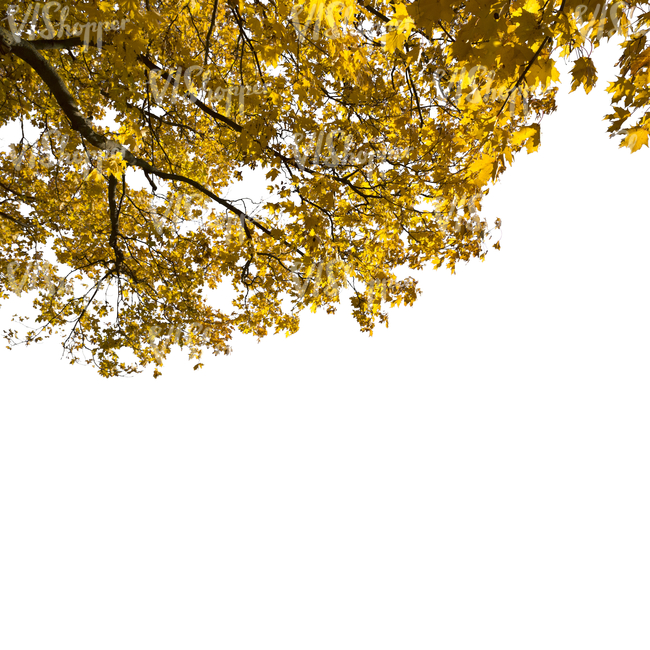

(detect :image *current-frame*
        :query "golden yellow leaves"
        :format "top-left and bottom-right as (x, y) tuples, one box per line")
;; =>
(104, 151), (128, 179)
(86, 168), (103, 184)
(570, 56), (598, 94)
(3, 0), (650, 378)
(468, 154), (496, 185)
(523, 0), (543, 12)
(510, 124), (541, 152)
(382, 3), (414, 53)
(630, 48), (650, 76)
(606, 105), (631, 132)
(605, 32), (650, 146)
(123, 0), (142, 19)
(621, 127), (649, 152)
(526, 57), (561, 91)
(606, 77), (635, 105)
(407, 0), (456, 35)
(290, 0), (357, 45)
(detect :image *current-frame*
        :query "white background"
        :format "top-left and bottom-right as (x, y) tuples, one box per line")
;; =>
(1, 43), (649, 649)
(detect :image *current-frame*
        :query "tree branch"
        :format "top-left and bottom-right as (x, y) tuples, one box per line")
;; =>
(204, 0), (220, 65)
(138, 53), (243, 132)
(0, 26), (264, 238)
(29, 37), (91, 50)
(108, 174), (124, 275)
(0, 210), (36, 235)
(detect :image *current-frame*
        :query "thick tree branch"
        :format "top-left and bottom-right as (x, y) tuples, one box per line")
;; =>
(1, 28), (369, 246)
(0, 26), (264, 238)
(108, 175), (124, 275)
(29, 37), (91, 50)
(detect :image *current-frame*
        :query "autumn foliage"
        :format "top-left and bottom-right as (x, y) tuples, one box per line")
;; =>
(0, 0), (648, 375)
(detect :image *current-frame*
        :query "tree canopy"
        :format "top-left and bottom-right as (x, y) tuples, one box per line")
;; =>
(0, 0), (648, 376)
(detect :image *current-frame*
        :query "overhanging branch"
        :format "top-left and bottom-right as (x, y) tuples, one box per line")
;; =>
(0, 26), (265, 238)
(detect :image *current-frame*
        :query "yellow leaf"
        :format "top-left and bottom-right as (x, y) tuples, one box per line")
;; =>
(523, 0), (542, 12)
(468, 154), (495, 185)
(631, 48), (650, 76)
(511, 124), (541, 152)
(527, 57), (560, 90)
(570, 56), (598, 94)
(407, 0), (455, 34)
(86, 168), (103, 183)
(622, 128), (649, 152)
(383, 30), (408, 54)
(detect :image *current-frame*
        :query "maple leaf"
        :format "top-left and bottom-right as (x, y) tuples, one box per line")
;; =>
(630, 48), (650, 76)
(407, 0), (455, 35)
(526, 57), (561, 90)
(570, 56), (598, 94)
(622, 128), (650, 152)
(510, 124), (541, 152)
(469, 155), (496, 186)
